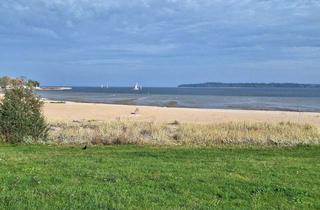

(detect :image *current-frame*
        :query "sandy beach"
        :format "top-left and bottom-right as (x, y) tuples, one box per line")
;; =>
(2, 92), (320, 126)
(43, 101), (320, 126)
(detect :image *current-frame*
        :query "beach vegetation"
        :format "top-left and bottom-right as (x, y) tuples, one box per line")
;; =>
(0, 76), (40, 89)
(0, 86), (49, 144)
(26, 79), (40, 88)
(49, 120), (320, 146)
(0, 76), (11, 89)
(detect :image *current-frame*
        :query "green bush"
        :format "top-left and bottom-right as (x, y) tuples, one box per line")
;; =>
(0, 87), (49, 143)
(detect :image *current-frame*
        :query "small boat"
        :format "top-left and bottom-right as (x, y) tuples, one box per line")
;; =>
(101, 83), (109, 88)
(133, 82), (140, 91)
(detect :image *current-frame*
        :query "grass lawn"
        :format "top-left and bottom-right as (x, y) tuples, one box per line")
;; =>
(0, 144), (319, 209)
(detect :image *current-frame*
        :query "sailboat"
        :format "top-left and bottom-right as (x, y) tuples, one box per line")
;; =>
(101, 83), (109, 89)
(133, 82), (140, 91)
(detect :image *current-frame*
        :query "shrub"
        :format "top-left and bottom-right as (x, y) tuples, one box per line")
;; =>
(0, 87), (49, 143)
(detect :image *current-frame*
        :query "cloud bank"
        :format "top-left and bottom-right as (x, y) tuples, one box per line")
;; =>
(0, 0), (319, 85)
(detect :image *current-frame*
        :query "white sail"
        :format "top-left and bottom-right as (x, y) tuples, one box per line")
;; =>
(134, 82), (140, 91)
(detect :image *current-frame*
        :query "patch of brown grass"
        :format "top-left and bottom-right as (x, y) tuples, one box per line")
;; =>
(48, 120), (320, 146)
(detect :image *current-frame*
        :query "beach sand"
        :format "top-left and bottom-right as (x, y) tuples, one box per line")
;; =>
(1, 93), (320, 126)
(43, 101), (320, 126)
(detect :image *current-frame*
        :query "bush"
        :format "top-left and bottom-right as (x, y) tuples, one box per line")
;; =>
(0, 87), (49, 143)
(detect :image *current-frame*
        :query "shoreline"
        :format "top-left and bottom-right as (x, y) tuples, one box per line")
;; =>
(2, 93), (320, 126)
(38, 98), (320, 114)
(43, 98), (319, 113)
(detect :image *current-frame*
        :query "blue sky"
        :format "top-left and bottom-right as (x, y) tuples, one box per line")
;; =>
(0, 0), (319, 86)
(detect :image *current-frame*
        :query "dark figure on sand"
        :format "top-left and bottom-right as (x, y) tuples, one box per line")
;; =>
(131, 108), (140, 115)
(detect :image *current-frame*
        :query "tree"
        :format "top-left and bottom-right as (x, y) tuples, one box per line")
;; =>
(0, 76), (40, 89)
(11, 78), (23, 87)
(26, 80), (40, 89)
(0, 86), (49, 143)
(0, 76), (10, 88)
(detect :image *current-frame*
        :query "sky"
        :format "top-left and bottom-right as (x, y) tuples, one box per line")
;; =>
(0, 0), (320, 87)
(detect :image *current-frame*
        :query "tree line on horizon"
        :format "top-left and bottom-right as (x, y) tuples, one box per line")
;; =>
(178, 82), (320, 88)
(0, 76), (40, 89)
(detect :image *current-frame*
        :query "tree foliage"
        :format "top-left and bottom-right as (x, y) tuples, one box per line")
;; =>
(0, 76), (11, 88)
(0, 86), (49, 143)
(0, 76), (40, 89)
(26, 80), (40, 88)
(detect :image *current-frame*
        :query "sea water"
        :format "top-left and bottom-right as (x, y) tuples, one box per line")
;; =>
(36, 87), (320, 112)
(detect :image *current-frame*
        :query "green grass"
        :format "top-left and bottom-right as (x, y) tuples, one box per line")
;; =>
(0, 145), (319, 209)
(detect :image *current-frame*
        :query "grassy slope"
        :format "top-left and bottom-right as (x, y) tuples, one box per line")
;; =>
(0, 145), (319, 209)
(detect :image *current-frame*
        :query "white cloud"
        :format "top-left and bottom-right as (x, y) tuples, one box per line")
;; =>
(70, 58), (143, 65)
(98, 44), (178, 54)
(31, 26), (59, 39)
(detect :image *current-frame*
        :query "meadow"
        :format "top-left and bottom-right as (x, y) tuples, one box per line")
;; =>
(0, 144), (319, 209)
(1, 119), (320, 209)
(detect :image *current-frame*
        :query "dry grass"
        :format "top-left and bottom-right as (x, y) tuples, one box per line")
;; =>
(48, 120), (320, 146)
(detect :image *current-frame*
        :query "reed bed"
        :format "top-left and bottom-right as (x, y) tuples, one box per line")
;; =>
(48, 120), (320, 146)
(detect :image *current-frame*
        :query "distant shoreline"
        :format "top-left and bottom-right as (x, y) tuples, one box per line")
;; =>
(178, 82), (320, 88)
(0, 87), (72, 91)
(38, 87), (72, 91)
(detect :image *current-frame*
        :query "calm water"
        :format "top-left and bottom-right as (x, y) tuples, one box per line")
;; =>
(36, 87), (320, 112)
